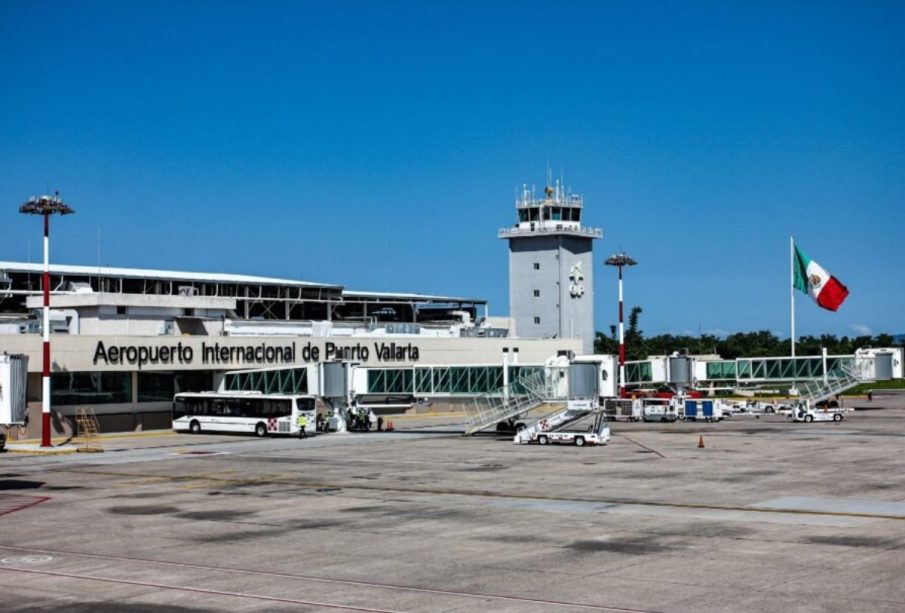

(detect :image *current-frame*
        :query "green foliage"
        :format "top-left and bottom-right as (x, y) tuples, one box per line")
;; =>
(846, 379), (905, 395)
(593, 306), (903, 358)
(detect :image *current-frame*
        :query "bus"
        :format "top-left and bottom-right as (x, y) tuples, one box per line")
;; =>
(173, 392), (316, 437)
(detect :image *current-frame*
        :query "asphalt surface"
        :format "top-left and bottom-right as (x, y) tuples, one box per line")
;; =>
(2, 398), (905, 612)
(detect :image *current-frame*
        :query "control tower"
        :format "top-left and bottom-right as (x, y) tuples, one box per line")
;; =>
(499, 180), (602, 354)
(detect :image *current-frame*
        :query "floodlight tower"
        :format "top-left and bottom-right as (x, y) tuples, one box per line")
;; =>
(604, 252), (637, 397)
(19, 193), (75, 447)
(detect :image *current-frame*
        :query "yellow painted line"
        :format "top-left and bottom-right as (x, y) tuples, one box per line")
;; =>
(11, 430), (181, 445)
(5, 447), (79, 456)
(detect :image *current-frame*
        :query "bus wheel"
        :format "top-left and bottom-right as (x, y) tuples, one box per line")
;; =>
(575, 436), (585, 447)
(255, 422), (268, 437)
(189, 420), (201, 434)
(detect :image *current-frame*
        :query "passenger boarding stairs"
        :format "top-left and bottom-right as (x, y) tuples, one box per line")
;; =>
(464, 371), (563, 435)
(800, 361), (869, 407)
(513, 403), (595, 444)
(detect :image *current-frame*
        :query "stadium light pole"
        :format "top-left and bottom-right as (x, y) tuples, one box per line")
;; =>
(605, 252), (637, 397)
(19, 193), (75, 447)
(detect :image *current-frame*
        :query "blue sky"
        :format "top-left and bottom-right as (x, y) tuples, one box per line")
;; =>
(1, 1), (902, 338)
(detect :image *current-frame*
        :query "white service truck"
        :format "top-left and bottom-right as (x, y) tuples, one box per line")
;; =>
(630, 397), (680, 422)
(518, 408), (611, 447)
(0, 354), (29, 451)
(788, 401), (845, 423)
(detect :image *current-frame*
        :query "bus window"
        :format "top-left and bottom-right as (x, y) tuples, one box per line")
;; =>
(297, 398), (315, 413)
(239, 399), (256, 418)
(274, 399), (291, 417)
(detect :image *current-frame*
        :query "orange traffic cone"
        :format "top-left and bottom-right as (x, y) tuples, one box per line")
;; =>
(698, 435), (705, 448)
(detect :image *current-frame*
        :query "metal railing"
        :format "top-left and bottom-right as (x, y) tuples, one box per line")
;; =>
(801, 361), (869, 406)
(464, 371), (556, 435)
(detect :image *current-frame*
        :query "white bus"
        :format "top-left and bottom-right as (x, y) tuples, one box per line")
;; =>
(173, 392), (316, 437)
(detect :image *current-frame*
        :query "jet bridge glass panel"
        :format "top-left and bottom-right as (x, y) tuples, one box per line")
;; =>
(625, 362), (652, 384)
(224, 368), (308, 395)
(367, 369), (413, 394)
(706, 361), (737, 380)
(365, 366), (525, 396)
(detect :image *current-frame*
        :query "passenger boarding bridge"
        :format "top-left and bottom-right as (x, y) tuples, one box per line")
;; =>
(219, 348), (902, 403)
(624, 348), (901, 391)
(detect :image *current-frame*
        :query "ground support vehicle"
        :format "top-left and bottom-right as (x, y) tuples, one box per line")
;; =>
(345, 405), (378, 432)
(173, 392), (316, 437)
(788, 401), (845, 423)
(518, 411), (611, 447)
(633, 398), (679, 422)
(682, 399), (723, 422)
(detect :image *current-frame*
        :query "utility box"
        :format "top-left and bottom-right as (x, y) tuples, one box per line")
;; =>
(0, 354), (29, 425)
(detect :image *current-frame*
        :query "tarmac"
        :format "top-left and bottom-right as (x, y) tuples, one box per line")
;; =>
(1, 396), (905, 612)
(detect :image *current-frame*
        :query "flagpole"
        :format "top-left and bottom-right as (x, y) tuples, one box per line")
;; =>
(790, 235), (796, 357)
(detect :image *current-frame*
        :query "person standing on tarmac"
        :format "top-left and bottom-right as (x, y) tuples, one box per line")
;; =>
(297, 413), (309, 439)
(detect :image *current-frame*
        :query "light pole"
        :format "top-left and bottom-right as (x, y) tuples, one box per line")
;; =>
(604, 252), (637, 397)
(19, 193), (75, 447)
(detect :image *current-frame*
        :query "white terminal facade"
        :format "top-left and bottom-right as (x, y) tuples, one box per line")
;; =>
(0, 179), (602, 434)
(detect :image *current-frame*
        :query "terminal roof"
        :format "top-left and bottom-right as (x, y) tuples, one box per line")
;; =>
(0, 261), (486, 306)
(0, 261), (342, 290)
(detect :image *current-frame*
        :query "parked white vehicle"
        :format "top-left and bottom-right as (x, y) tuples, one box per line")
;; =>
(788, 401), (844, 423)
(519, 411), (611, 447)
(534, 428), (611, 447)
(173, 392), (316, 436)
(631, 398), (679, 422)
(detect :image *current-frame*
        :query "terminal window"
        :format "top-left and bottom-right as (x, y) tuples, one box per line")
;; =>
(533, 263), (540, 270)
(51, 371), (132, 406)
(534, 316), (540, 324)
(533, 290), (540, 297)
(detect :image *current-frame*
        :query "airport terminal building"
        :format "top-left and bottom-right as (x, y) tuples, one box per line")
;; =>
(0, 181), (602, 435)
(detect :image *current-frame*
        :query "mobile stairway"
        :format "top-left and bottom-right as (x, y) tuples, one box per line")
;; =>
(464, 371), (563, 435)
(799, 361), (870, 408)
(513, 401), (597, 444)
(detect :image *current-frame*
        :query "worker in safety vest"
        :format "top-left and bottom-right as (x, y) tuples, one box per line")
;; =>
(297, 413), (308, 439)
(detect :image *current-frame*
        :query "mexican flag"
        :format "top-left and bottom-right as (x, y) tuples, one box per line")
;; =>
(792, 243), (849, 311)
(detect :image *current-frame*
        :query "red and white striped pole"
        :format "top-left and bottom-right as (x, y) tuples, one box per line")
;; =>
(617, 264), (625, 397)
(41, 212), (51, 446)
(19, 193), (74, 448)
(605, 252), (637, 399)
